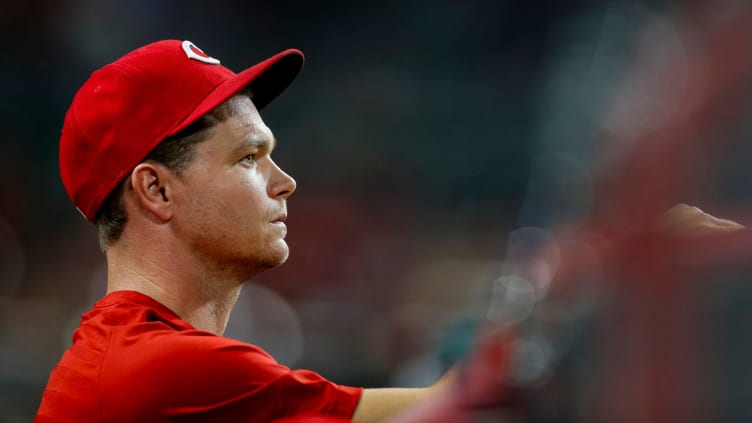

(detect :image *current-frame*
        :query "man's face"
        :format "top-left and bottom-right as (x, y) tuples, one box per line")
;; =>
(170, 94), (296, 278)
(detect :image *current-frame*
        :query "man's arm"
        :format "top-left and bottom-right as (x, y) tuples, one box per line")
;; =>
(351, 388), (429, 423)
(351, 368), (456, 423)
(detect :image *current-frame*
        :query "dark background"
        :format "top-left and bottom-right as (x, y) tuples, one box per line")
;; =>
(4, 0), (752, 420)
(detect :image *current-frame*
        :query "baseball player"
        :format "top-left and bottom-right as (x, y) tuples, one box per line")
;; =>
(36, 39), (746, 423)
(35, 40), (452, 423)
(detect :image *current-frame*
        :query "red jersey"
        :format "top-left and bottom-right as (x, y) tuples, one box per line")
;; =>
(35, 291), (362, 422)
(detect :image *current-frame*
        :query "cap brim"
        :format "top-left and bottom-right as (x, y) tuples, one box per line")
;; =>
(167, 48), (304, 137)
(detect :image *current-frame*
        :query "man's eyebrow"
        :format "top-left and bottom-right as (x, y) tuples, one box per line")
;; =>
(233, 135), (277, 154)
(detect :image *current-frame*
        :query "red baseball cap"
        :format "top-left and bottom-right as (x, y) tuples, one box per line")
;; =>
(60, 39), (304, 222)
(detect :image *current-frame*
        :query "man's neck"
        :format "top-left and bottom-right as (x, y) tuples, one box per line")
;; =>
(104, 239), (248, 335)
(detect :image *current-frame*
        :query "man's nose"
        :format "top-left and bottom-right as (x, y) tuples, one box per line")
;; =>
(268, 159), (296, 199)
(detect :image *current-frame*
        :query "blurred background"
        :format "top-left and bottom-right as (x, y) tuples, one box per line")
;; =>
(4, 0), (752, 421)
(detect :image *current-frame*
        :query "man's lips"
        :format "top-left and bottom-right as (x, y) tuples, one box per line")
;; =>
(272, 213), (287, 223)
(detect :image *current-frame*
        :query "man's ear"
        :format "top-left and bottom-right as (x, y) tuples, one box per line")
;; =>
(129, 162), (174, 222)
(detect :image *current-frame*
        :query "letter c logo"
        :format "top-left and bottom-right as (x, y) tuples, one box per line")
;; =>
(182, 40), (221, 65)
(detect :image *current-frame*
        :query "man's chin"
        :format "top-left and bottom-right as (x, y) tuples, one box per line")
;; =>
(258, 244), (290, 270)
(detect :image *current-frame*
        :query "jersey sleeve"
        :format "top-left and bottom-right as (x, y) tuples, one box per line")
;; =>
(101, 328), (362, 422)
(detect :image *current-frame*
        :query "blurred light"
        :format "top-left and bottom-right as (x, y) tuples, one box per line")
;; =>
(526, 239), (607, 366)
(508, 335), (555, 387)
(487, 275), (536, 325)
(579, 2), (688, 139)
(527, 303), (578, 363)
(505, 226), (561, 297)
(487, 227), (562, 325)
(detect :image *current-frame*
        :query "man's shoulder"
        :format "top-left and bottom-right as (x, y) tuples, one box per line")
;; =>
(103, 319), (283, 380)
(77, 290), (285, 384)
(100, 328), (361, 422)
(99, 322), (291, 419)
(113, 324), (276, 364)
(39, 299), (281, 422)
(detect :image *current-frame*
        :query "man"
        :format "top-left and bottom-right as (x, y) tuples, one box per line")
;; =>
(37, 39), (746, 423)
(36, 40), (449, 422)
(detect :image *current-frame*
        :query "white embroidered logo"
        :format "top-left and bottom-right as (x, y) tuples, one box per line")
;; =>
(181, 40), (220, 65)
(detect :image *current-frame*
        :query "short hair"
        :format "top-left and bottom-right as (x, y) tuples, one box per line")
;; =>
(94, 91), (250, 249)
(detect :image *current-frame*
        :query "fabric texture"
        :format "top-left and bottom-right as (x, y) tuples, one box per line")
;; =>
(35, 291), (361, 422)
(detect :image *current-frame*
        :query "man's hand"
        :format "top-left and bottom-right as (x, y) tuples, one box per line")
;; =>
(659, 203), (744, 237)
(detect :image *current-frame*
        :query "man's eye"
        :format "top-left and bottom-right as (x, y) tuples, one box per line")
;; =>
(241, 155), (255, 165)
